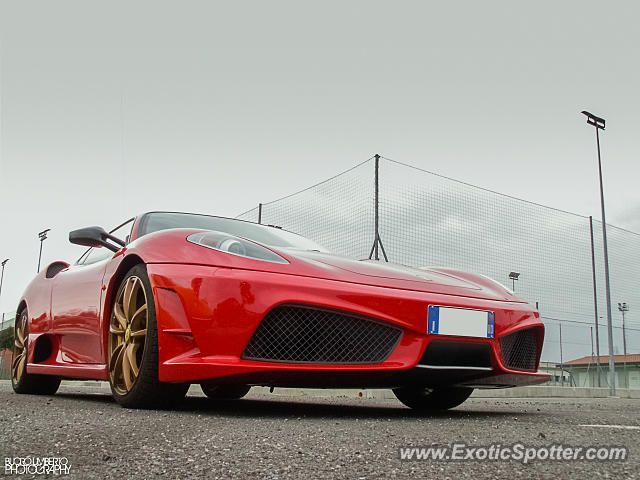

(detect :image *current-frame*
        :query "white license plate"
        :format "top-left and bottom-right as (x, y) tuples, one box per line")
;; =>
(428, 305), (495, 338)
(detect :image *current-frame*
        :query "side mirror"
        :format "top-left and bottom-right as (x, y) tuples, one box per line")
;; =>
(69, 226), (126, 252)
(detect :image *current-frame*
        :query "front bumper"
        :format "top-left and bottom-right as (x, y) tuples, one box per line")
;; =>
(148, 263), (550, 388)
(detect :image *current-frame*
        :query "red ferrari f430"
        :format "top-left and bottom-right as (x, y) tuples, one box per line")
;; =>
(12, 212), (549, 410)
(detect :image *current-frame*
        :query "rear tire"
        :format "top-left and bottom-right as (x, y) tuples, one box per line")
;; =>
(393, 386), (473, 411)
(108, 264), (188, 408)
(11, 308), (61, 395)
(200, 384), (251, 400)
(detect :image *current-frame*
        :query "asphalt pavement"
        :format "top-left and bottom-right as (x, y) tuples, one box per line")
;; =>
(1, 382), (638, 479)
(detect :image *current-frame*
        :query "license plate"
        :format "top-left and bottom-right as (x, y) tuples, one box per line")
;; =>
(428, 305), (495, 338)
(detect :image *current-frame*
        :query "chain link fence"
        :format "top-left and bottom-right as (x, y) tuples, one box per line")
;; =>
(238, 156), (640, 386)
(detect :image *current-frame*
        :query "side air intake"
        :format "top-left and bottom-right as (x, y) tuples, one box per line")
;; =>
(499, 327), (540, 371)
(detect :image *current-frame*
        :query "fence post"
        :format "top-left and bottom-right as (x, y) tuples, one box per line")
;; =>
(559, 324), (564, 387)
(368, 154), (388, 262)
(258, 203), (263, 224)
(589, 216), (602, 387)
(590, 326), (595, 387)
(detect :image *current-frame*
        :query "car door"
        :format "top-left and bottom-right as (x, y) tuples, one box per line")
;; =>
(51, 219), (134, 364)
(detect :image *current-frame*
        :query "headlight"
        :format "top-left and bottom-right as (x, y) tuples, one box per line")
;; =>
(187, 231), (289, 264)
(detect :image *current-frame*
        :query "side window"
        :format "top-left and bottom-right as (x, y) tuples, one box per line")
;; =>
(78, 218), (135, 266)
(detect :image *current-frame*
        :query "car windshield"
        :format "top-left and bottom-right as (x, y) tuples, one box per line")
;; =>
(137, 212), (328, 252)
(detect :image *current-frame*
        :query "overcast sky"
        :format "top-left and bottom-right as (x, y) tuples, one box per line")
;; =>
(1, 1), (639, 316)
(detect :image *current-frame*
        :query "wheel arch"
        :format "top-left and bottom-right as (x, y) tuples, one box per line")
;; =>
(102, 254), (147, 333)
(16, 300), (27, 317)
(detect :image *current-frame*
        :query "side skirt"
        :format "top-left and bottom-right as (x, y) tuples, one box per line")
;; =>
(27, 363), (109, 381)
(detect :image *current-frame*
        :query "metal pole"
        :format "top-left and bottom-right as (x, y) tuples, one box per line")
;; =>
(590, 326), (595, 388)
(37, 228), (50, 274)
(622, 308), (627, 389)
(0, 258), (9, 316)
(559, 324), (564, 387)
(37, 240), (44, 273)
(589, 216), (601, 387)
(258, 203), (263, 225)
(0, 260), (7, 303)
(594, 127), (616, 396)
(583, 112), (615, 396)
(374, 154), (380, 261)
(368, 154), (388, 262)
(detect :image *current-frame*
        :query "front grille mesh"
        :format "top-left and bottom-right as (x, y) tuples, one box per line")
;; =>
(243, 305), (402, 364)
(499, 328), (539, 371)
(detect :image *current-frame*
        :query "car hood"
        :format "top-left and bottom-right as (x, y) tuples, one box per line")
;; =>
(127, 229), (522, 303)
(278, 249), (522, 302)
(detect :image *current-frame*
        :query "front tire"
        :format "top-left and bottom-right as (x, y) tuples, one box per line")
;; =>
(107, 264), (188, 408)
(11, 308), (60, 395)
(393, 386), (473, 411)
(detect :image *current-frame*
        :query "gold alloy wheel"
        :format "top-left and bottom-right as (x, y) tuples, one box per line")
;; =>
(108, 276), (148, 395)
(12, 312), (28, 384)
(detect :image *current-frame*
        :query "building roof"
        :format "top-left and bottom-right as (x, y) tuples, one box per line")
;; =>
(563, 354), (640, 366)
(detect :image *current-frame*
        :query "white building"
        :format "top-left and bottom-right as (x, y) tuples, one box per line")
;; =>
(561, 354), (640, 389)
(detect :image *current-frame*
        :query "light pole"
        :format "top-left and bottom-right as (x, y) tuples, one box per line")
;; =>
(618, 302), (629, 388)
(37, 229), (51, 273)
(508, 272), (520, 292)
(582, 110), (616, 397)
(589, 216), (601, 387)
(0, 259), (8, 306)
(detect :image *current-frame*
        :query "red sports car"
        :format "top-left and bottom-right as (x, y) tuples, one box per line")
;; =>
(12, 211), (549, 410)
